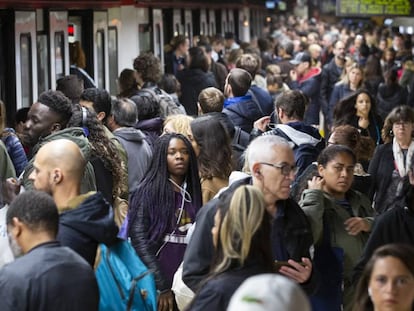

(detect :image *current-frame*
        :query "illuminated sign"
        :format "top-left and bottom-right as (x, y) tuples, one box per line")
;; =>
(337, 0), (413, 16)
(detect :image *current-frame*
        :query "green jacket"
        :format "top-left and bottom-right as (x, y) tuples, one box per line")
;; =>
(300, 189), (373, 311)
(0, 140), (16, 179)
(22, 127), (96, 193)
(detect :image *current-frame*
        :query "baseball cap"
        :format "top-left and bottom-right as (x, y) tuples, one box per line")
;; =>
(227, 274), (311, 311)
(289, 52), (311, 65)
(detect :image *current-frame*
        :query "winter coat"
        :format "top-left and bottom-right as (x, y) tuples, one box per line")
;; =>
(113, 127), (153, 194)
(376, 83), (408, 120)
(1, 128), (27, 176)
(58, 192), (118, 266)
(300, 189), (373, 311)
(0, 241), (99, 311)
(177, 68), (217, 115)
(289, 67), (322, 125)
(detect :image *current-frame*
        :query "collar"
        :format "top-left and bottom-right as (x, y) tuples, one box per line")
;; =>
(223, 95), (252, 108)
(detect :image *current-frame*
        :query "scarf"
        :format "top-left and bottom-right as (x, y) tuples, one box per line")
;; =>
(392, 137), (414, 177)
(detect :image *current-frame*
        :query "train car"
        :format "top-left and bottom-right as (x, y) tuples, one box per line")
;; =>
(0, 0), (267, 125)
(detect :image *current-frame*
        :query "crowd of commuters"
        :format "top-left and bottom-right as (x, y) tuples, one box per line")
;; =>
(1, 13), (414, 311)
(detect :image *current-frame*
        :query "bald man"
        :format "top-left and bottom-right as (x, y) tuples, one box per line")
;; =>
(29, 139), (118, 266)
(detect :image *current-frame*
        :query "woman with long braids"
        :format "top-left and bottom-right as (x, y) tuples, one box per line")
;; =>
(68, 105), (127, 205)
(128, 133), (202, 311)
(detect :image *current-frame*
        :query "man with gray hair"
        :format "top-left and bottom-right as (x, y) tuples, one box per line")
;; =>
(182, 135), (318, 297)
(107, 98), (152, 194)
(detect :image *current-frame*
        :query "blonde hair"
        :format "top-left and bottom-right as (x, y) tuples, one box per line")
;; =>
(198, 87), (224, 113)
(163, 114), (193, 136)
(214, 185), (266, 272)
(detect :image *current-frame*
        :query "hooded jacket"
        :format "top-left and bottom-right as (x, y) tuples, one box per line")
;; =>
(22, 127), (96, 193)
(58, 192), (118, 266)
(264, 122), (325, 178)
(113, 127), (153, 193)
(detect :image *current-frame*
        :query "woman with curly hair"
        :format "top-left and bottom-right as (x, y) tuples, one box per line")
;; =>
(68, 105), (126, 205)
(128, 133), (202, 311)
(189, 115), (233, 203)
(333, 89), (383, 145)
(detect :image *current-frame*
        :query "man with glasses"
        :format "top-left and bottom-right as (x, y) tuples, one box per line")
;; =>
(182, 135), (318, 298)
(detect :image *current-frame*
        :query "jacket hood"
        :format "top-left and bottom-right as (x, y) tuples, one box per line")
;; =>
(135, 117), (164, 132)
(59, 192), (118, 245)
(224, 96), (262, 119)
(114, 127), (146, 143)
(299, 67), (321, 83)
(33, 127), (91, 161)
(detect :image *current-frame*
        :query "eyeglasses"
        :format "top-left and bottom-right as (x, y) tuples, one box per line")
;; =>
(259, 162), (298, 176)
(393, 121), (412, 128)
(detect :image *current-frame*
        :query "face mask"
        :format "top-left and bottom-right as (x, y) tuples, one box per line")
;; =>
(7, 231), (23, 258)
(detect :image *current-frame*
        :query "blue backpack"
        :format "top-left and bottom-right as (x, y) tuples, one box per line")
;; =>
(96, 239), (157, 311)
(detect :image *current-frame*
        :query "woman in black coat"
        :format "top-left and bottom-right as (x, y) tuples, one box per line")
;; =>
(368, 105), (414, 214)
(176, 47), (217, 116)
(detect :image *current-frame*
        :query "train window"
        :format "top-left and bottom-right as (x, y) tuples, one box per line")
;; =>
(201, 22), (205, 35)
(96, 29), (105, 89)
(138, 24), (151, 54)
(20, 34), (33, 108)
(54, 32), (65, 82)
(37, 34), (49, 95)
(108, 27), (118, 95)
(154, 23), (162, 60)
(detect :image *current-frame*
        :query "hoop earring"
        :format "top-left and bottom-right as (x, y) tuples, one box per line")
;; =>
(389, 129), (393, 136)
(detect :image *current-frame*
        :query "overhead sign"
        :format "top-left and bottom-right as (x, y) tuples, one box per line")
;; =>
(337, 0), (413, 16)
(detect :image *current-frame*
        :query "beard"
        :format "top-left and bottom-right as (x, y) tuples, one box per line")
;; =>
(7, 232), (23, 258)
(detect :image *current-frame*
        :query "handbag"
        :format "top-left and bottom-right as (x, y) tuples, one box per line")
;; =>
(310, 213), (344, 311)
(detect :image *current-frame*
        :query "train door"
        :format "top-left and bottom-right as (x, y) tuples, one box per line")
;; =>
(208, 9), (216, 36)
(108, 7), (121, 95)
(68, 10), (95, 88)
(152, 9), (164, 70)
(221, 10), (227, 34)
(15, 11), (37, 109)
(200, 9), (207, 37)
(49, 11), (69, 90)
(228, 9), (235, 35)
(184, 9), (193, 43)
(136, 8), (151, 55)
(93, 11), (109, 90)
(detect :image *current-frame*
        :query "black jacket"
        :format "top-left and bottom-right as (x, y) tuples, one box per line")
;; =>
(368, 143), (395, 214)
(58, 192), (119, 266)
(0, 241), (99, 311)
(376, 83), (408, 120)
(320, 58), (343, 116)
(353, 204), (414, 283)
(177, 68), (217, 115)
(182, 177), (318, 295)
(188, 263), (268, 311)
